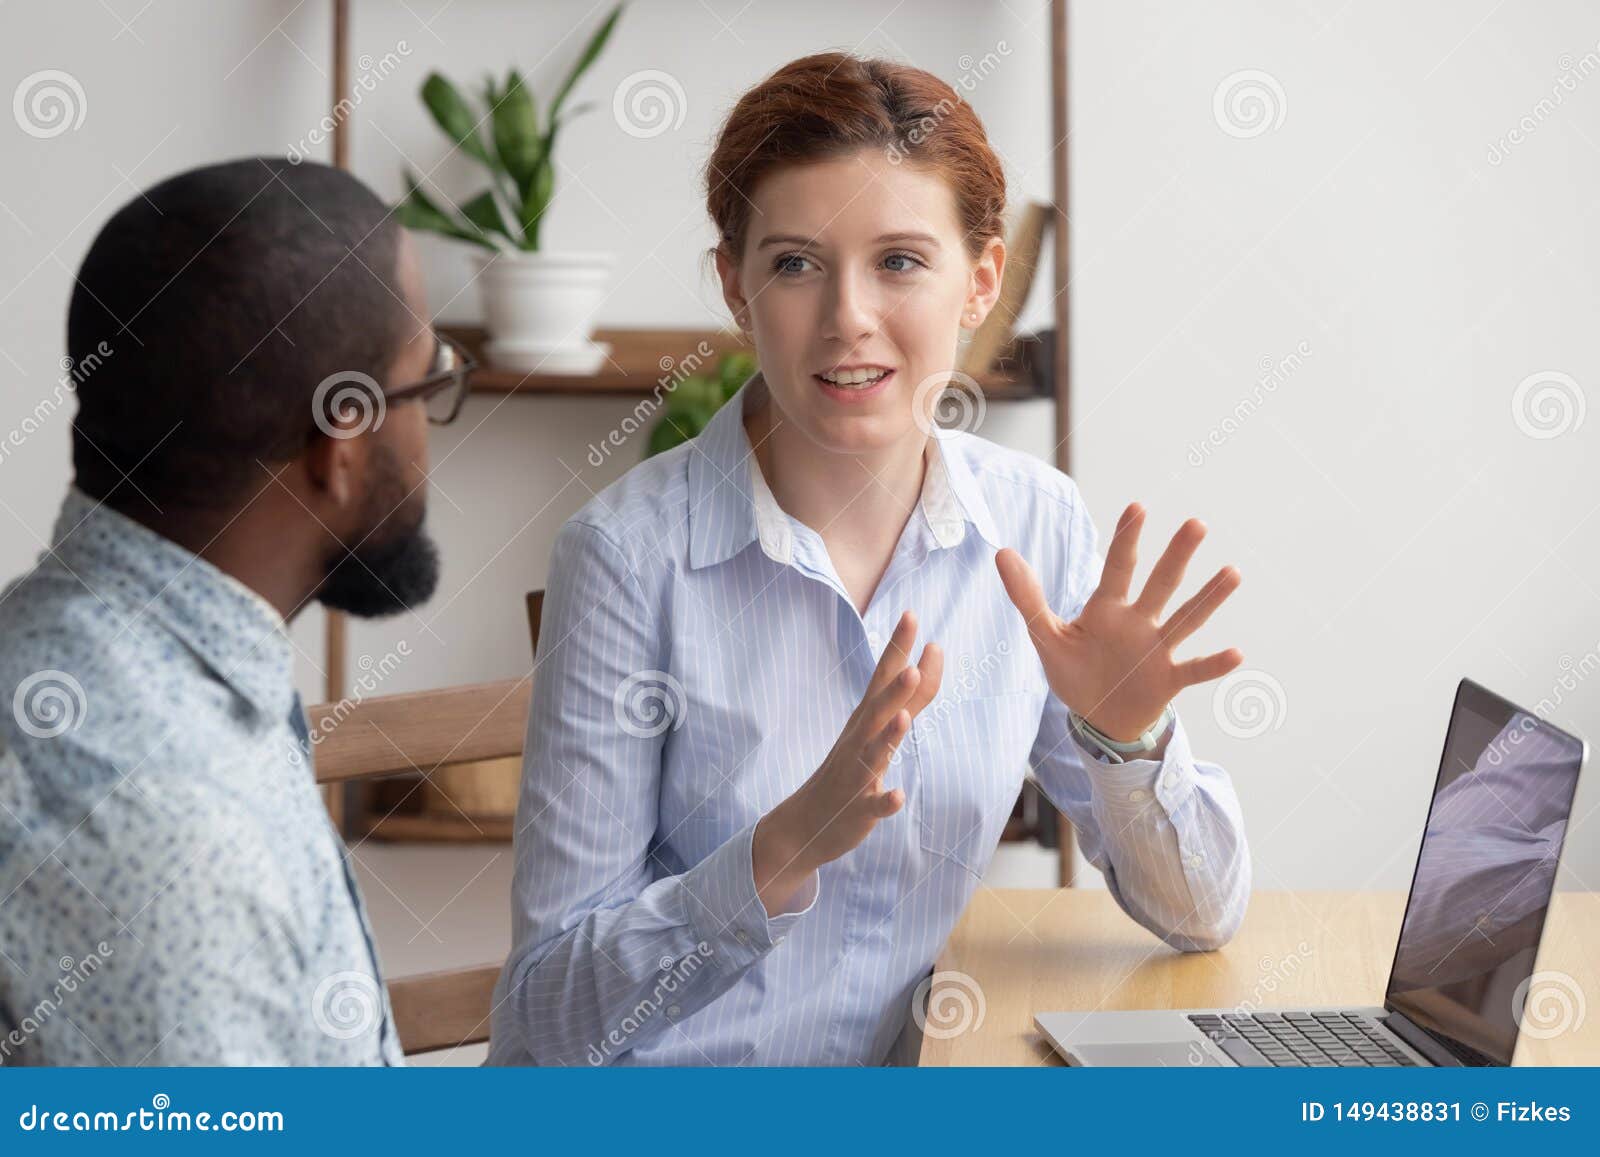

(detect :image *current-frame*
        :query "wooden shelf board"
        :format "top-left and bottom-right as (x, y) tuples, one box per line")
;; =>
(443, 325), (1045, 403)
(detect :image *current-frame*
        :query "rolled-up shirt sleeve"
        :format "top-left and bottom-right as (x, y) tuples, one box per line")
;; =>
(1027, 481), (1251, 953)
(493, 518), (818, 1066)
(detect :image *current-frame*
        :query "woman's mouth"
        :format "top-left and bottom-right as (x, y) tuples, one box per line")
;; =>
(812, 366), (895, 403)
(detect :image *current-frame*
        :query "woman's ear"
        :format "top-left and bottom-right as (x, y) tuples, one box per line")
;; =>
(964, 234), (1007, 327)
(713, 244), (751, 331)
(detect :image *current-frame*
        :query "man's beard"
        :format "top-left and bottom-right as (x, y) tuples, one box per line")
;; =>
(316, 445), (441, 618)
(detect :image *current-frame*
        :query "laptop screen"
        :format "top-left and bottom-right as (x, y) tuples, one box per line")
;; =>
(1384, 679), (1586, 1064)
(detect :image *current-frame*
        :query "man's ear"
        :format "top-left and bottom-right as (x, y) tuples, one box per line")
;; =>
(301, 430), (367, 515)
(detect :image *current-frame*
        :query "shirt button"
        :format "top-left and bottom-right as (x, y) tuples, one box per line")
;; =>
(667, 1004), (682, 1019)
(1187, 852), (1205, 867)
(1127, 788), (1150, 803)
(867, 631), (884, 650)
(734, 929), (750, 946)
(774, 935), (786, 945)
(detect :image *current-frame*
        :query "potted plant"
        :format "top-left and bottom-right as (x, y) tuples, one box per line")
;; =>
(396, 2), (625, 373)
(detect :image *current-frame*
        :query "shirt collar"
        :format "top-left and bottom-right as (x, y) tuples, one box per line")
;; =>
(686, 368), (1002, 571)
(47, 486), (294, 722)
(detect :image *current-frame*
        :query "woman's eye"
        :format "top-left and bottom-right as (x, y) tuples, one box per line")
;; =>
(774, 253), (812, 275)
(883, 251), (924, 273)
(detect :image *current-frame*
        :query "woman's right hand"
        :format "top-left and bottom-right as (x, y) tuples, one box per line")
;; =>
(752, 611), (943, 916)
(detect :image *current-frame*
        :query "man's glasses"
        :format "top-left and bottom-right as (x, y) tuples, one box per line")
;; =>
(384, 329), (477, 426)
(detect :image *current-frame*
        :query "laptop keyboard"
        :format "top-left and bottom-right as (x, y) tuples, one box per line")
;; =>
(1189, 1011), (1419, 1066)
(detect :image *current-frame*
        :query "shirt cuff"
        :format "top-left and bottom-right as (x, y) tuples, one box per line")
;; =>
(1075, 710), (1198, 819)
(681, 817), (820, 975)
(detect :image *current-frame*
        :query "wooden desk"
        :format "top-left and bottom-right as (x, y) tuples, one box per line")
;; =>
(919, 889), (1598, 1066)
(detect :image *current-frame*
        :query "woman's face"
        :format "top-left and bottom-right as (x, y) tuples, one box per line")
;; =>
(717, 148), (1003, 457)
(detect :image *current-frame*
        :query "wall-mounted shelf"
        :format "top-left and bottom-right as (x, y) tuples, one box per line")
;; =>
(441, 324), (1047, 403)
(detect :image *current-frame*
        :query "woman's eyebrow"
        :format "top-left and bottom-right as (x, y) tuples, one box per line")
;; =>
(756, 231), (942, 249)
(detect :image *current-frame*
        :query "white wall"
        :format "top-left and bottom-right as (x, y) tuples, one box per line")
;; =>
(2, 1), (1596, 905)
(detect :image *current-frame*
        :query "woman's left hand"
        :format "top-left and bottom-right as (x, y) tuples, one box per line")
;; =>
(996, 502), (1244, 743)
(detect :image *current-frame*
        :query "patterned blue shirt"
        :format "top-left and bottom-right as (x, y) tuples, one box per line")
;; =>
(0, 488), (401, 1065)
(488, 373), (1251, 1066)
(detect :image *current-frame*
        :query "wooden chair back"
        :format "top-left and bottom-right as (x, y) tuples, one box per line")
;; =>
(309, 676), (529, 1055)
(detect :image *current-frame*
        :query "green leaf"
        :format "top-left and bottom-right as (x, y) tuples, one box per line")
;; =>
(492, 70), (543, 193)
(459, 188), (517, 242)
(647, 407), (705, 457)
(395, 168), (497, 250)
(717, 351), (758, 397)
(421, 72), (492, 166)
(549, 3), (624, 122)
(519, 151), (554, 249)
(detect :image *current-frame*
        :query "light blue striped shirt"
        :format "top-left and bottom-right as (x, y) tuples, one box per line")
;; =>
(488, 373), (1250, 1066)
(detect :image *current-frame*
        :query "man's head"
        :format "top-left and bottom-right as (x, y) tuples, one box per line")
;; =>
(67, 156), (441, 618)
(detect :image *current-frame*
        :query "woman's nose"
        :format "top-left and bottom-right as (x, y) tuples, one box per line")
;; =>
(821, 272), (878, 343)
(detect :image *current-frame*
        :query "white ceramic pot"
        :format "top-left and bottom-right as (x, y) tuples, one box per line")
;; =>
(475, 250), (615, 374)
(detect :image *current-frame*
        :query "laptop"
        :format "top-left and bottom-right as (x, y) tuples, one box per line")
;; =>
(1037, 677), (1588, 1067)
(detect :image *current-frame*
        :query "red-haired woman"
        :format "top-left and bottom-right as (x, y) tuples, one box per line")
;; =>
(490, 52), (1250, 1067)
